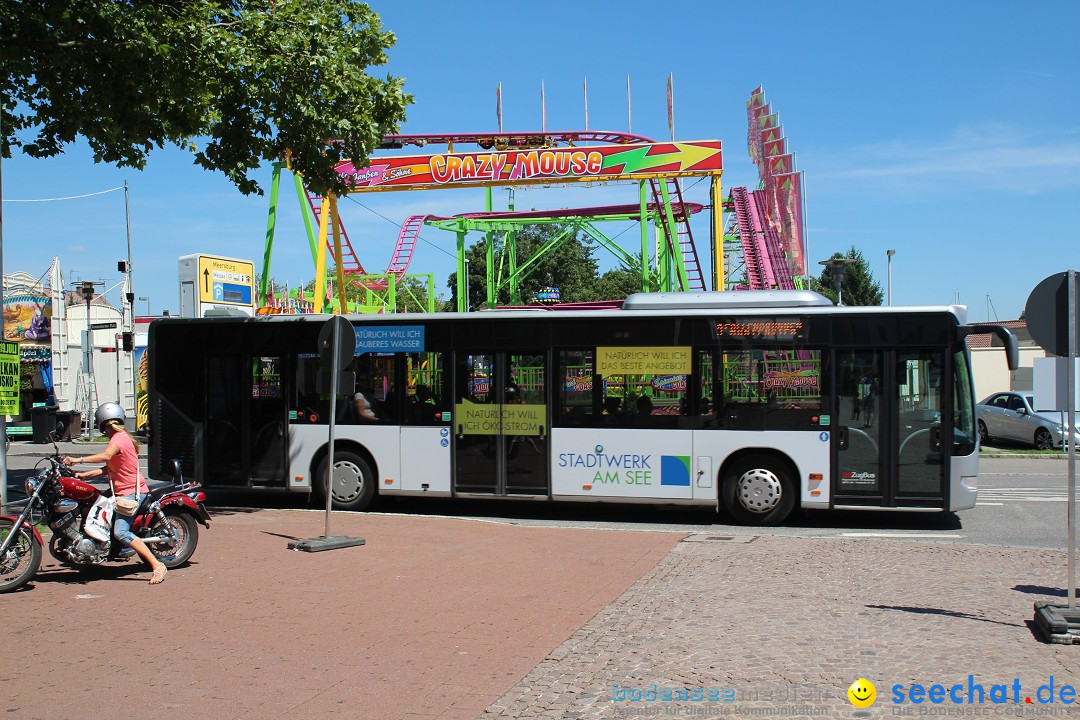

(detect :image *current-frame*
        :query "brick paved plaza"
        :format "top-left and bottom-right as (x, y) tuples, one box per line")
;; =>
(3, 508), (1077, 720)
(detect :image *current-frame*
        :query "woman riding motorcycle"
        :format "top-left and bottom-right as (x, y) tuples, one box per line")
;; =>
(63, 403), (167, 585)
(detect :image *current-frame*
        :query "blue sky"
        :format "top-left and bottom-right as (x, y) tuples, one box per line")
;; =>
(3, 0), (1078, 322)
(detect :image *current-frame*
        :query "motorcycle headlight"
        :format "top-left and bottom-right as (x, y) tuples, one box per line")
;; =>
(24, 475), (40, 496)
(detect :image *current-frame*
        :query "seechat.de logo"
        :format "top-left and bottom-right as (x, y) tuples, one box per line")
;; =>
(848, 678), (877, 709)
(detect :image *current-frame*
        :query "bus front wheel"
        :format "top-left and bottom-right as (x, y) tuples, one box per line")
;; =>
(315, 451), (375, 511)
(721, 456), (796, 526)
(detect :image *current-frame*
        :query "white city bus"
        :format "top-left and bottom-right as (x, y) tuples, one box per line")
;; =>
(148, 290), (1017, 525)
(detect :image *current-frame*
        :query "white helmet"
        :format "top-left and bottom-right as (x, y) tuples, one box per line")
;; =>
(94, 402), (126, 433)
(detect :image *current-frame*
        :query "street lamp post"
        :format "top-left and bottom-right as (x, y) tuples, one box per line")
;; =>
(73, 280), (104, 431)
(887, 249), (896, 306)
(139, 296), (150, 316)
(818, 258), (858, 306)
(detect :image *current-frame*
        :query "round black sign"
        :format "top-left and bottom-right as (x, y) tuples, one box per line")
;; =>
(318, 315), (356, 370)
(1025, 271), (1080, 356)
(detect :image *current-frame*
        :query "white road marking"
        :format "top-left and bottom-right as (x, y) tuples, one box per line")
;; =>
(977, 488), (1069, 502)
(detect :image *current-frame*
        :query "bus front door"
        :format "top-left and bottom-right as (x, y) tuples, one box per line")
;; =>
(834, 350), (946, 509)
(249, 355), (287, 485)
(204, 354), (287, 488)
(204, 354), (245, 486)
(453, 351), (549, 497)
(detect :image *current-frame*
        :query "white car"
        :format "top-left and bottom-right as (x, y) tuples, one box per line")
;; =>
(976, 391), (1079, 450)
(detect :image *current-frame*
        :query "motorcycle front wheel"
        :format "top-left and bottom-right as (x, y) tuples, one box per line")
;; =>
(148, 512), (199, 568)
(0, 519), (42, 593)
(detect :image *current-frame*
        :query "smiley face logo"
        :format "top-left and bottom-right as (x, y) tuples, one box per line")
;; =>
(847, 678), (876, 708)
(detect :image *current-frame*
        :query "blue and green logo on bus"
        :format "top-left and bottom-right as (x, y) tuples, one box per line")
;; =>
(660, 455), (691, 486)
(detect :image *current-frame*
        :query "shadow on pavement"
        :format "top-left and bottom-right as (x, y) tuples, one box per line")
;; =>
(1013, 584), (1068, 598)
(865, 604), (1026, 628)
(199, 489), (965, 532)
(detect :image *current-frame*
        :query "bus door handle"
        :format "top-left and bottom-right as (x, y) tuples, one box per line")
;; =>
(538, 425), (546, 440)
(929, 425), (942, 451)
(457, 424), (464, 439)
(837, 426), (849, 450)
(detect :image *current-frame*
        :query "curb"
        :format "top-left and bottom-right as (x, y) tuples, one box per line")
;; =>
(980, 451), (1070, 459)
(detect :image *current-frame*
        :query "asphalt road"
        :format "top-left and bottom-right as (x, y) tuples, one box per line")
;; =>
(3, 442), (1075, 549)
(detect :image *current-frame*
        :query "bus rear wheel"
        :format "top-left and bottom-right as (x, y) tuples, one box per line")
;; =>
(721, 456), (796, 526)
(315, 451), (375, 511)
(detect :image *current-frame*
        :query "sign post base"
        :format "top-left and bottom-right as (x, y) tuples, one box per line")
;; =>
(287, 535), (366, 553)
(1034, 601), (1080, 644)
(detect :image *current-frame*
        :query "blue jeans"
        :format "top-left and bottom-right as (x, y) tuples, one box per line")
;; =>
(112, 494), (140, 546)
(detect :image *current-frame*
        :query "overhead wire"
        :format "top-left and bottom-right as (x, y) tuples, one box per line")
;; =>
(2, 186), (124, 202)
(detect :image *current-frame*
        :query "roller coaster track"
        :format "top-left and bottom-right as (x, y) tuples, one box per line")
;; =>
(649, 177), (705, 291)
(377, 130), (656, 150)
(304, 190), (370, 279)
(310, 130), (707, 292)
(728, 187), (794, 290)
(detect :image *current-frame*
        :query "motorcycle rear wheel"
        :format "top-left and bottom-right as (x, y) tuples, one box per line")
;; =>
(148, 512), (199, 568)
(0, 519), (42, 593)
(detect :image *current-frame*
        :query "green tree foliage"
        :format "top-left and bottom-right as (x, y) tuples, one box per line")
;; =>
(810, 246), (883, 306)
(593, 265), (648, 301)
(1, 1), (412, 195)
(447, 224), (652, 309)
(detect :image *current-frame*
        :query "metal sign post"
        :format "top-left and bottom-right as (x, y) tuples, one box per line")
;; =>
(324, 317), (341, 538)
(1028, 269), (1080, 640)
(1069, 269), (1077, 613)
(288, 315), (365, 553)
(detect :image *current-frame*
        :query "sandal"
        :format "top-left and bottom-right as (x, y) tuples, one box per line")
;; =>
(149, 565), (167, 585)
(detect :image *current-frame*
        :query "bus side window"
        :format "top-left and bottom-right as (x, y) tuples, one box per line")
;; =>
(406, 351), (449, 425)
(557, 349), (595, 427)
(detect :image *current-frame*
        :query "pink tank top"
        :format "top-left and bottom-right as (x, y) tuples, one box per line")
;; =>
(106, 431), (149, 496)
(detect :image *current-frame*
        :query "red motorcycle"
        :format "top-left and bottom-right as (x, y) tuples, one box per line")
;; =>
(0, 439), (210, 593)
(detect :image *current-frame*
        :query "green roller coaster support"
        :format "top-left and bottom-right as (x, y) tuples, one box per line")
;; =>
(293, 172), (319, 264)
(506, 191), (519, 305)
(485, 187), (495, 309)
(578, 223), (640, 271)
(259, 162), (283, 306)
(456, 229), (467, 313)
(507, 224), (578, 291)
(657, 182), (690, 292)
(639, 181), (650, 293)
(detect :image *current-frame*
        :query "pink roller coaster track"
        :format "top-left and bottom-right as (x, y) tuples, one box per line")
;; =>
(728, 186), (795, 291)
(308, 131), (708, 292)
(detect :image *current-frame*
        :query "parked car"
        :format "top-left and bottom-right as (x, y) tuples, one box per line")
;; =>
(976, 391), (1080, 449)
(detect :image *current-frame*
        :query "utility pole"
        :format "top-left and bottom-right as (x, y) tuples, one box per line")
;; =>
(123, 180), (135, 416)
